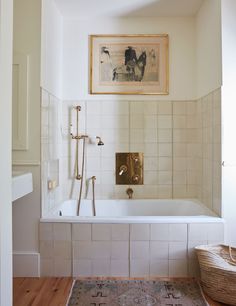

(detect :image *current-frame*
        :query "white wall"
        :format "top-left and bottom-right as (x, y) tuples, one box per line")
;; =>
(0, 0), (13, 304)
(12, 0), (41, 276)
(196, 0), (222, 98)
(62, 17), (196, 100)
(41, 0), (63, 99)
(221, 0), (236, 246)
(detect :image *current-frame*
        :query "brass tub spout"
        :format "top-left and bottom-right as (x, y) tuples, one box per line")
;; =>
(126, 188), (133, 199)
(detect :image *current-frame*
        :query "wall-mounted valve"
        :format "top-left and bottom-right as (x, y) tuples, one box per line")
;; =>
(116, 153), (143, 185)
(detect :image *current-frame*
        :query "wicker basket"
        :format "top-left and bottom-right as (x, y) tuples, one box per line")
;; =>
(195, 244), (236, 305)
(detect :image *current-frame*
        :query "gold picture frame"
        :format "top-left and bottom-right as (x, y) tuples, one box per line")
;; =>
(90, 34), (169, 95)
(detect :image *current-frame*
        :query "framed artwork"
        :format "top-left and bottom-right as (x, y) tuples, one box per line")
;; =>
(90, 34), (169, 95)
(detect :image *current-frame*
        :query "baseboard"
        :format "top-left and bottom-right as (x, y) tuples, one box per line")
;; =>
(13, 252), (40, 277)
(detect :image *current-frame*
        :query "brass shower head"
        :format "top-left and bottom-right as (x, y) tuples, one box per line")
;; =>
(96, 136), (104, 146)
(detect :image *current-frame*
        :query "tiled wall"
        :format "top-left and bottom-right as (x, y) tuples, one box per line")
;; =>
(61, 100), (202, 201)
(41, 89), (62, 215)
(41, 88), (221, 216)
(198, 89), (221, 215)
(39, 221), (224, 277)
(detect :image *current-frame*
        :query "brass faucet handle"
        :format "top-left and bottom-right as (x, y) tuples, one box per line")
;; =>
(131, 154), (139, 163)
(132, 174), (139, 183)
(119, 165), (128, 176)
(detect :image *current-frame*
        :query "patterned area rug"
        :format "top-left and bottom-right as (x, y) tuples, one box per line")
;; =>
(67, 279), (209, 306)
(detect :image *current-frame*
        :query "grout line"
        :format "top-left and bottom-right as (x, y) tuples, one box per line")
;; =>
(148, 224), (151, 277)
(128, 224), (131, 277)
(71, 224), (73, 277)
(171, 101), (174, 199)
(167, 224), (170, 277)
(156, 102), (159, 198)
(201, 97), (203, 203)
(186, 224), (189, 277)
(211, 93), (214, 211)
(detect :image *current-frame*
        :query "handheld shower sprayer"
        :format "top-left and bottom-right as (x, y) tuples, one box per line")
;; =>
(71, 105), (104, 216)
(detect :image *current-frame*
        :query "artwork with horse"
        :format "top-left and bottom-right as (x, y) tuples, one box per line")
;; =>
(112, 50), (147, 82)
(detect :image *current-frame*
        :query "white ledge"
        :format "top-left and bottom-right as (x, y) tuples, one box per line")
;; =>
(12, 171), (33, 202)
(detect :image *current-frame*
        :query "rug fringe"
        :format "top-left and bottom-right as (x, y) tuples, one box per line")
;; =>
(66, 279), (76, 306)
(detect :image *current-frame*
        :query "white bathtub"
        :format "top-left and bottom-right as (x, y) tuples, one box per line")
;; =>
(40, 198), (224, 278)
(42, 198), (221, 223)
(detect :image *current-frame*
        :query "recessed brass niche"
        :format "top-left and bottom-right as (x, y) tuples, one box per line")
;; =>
(116, 153), (143, 185)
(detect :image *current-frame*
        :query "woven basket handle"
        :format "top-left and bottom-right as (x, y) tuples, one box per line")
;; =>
(229, 246), (236, 265)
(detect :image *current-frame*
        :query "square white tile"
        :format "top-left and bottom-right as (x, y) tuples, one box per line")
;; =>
(150, 224), (169, 241)
(150, 260), (169, 277)
(130, 224), (150, 240)
(72, 224), (91, 241)
(130, 114), (144, 129)
(111, 241), (129, 259)
(130, 101), (144, 114)
(157, 115), (172, 129)
(92, 241), (111, 259)
(158, 144), (172, 157)
(158, 101), (172, 115)
(169, 259), (188, 277)
(92, 224), (111, 240)
(40, 223), (53, 241)
(53, 241), (71, 259)
(150, 241), (169, 260)
(169, 242), (187, 259)
(53, 223), (71, 241)
(169, 224), (187, 241)
(111, 260), (129, 277)
(112, 224), (129, 241)
(92, 259), (110, 276)
(73, 259), (92, 277)
(40, 259), (53, 277)
(144, 102), (157, 115)
(53, 259), (71, 277)
(130, 260), (149, 277)
(73, 241), (92, 259)
(207, 223), (224, 241)
(40, 240), (53, 259)
(130, 241), (149, 259)
(188, 223), (208, 241)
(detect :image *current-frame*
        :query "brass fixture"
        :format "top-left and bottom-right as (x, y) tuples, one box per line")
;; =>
(132, 174), (139, 183)
(119, 165), (128, 176)
(70, 106), (104, 216)
(70, 105), (90, 215)
(96, 136), (104, 146)
(126, 188), (134, 199)
(70, 105), (82, 180)
(71, 134), (89, 140)
(91, 176), (96, 216)
(116, 153), (143, 185)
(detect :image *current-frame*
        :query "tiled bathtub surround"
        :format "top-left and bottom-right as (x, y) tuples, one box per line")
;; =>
(39, 221), (224, 277)
(41, 88), (221, 215)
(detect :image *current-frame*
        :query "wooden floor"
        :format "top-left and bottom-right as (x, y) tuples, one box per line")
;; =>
(13, 277), (225, 306)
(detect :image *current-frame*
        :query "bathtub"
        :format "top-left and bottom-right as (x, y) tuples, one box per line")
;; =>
(42, 198), (220, 223)
(40, 199), (224, 278)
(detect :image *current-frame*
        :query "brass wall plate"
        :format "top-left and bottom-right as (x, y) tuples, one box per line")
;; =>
(116, 153), (143, 185)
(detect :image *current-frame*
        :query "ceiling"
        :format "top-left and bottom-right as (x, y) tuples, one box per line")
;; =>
(54, 0), (204, 19)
